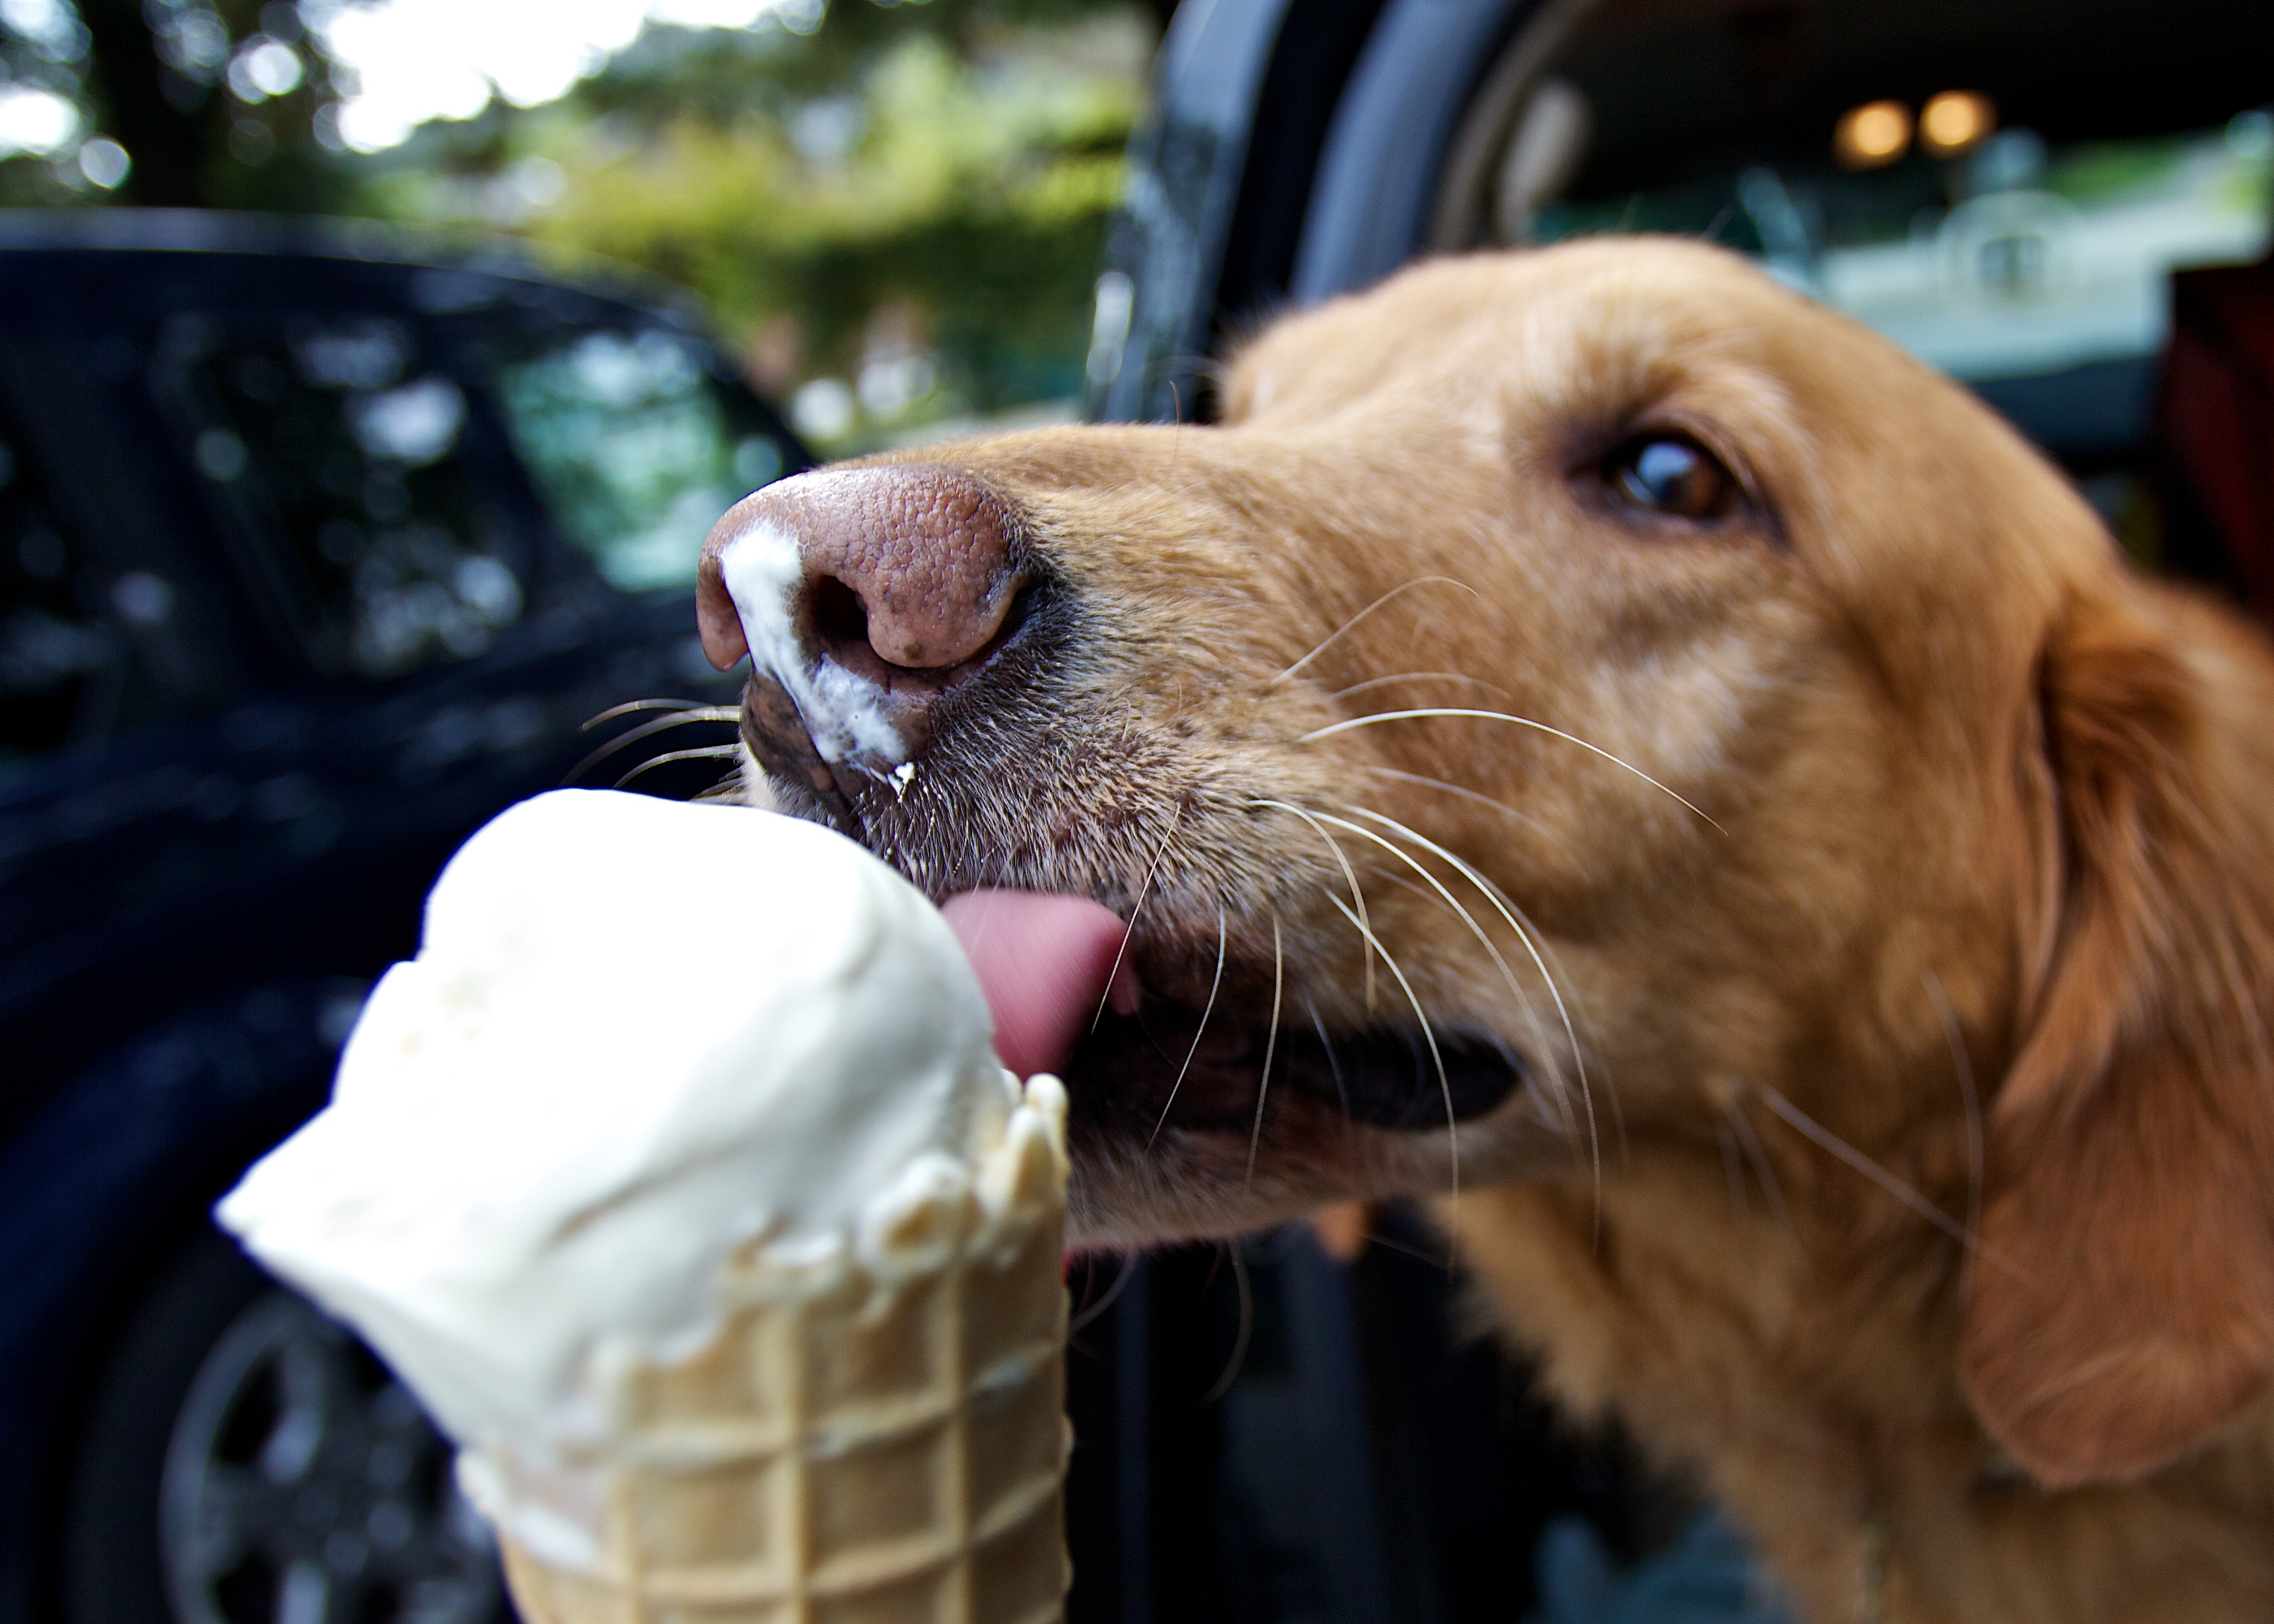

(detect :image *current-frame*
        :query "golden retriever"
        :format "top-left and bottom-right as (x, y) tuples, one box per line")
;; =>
(699, 237), (2274, 1622)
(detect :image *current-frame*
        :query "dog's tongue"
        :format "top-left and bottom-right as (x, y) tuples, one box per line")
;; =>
(943, 891), (1137, 1079)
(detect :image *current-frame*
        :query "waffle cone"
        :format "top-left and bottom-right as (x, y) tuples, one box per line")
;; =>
(484, 1078), (1071, 1624)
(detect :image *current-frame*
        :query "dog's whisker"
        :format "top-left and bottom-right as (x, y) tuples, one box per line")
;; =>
(1093, 806), (1183, 1034)
(1356, 763), (1554, 838)
(1246, 915), (1284, 1190)
(1319, 805), (1582, 1146)
(1251, 797), (1380, 1014)
(1341, 807), (1602, 1207)
(1306, 808), (1571, 1144)
(612, 744), (742, 788)
(581, 698), (738, 731)
(1300, 708), (1725, 834)
(1720, 1093), (1804, 1266)
(1199, 1243), (1253, 1406)
(1922, 972), (1985, 1268)
(1718, 1120), (1747, 1216)
(1272, 576), (1479, 687)
(1325, 891), (1458, 1235)
(1325, 672), (1512, 703)
(1754, 1084), (1981, 1256)
(1147, 908), (1227, 1151)
(1067, 1251), (1138, 1338)
(1303, 996), (1351, 1125)
(720, 743), (770, 805)
(1410, 836), (1624, 1166)
(567, 707), (743, 784)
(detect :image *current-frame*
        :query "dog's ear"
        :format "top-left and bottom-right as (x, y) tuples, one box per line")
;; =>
(1960, 588), (2274, 1488)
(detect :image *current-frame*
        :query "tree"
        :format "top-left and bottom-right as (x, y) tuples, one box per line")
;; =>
(0, 0), (1162, 441)
(3, 0), (1160, 208)
(3, 0), (356, 208)
(519, 12), (1148, 436)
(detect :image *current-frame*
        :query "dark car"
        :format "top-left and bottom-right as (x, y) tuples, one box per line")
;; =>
(0, 211), (806, 1624)
(1059, 3), (2274, 1623)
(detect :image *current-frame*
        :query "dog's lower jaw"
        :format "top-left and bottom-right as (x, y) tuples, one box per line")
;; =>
(1453, 1172), (2274, 1624)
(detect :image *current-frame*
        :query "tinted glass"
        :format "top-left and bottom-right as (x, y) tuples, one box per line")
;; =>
(494, 326), (790, 593)
(0, 415), (110, 760)
(158, 313), (529, 680)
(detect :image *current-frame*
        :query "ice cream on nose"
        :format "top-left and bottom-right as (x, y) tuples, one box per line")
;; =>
(216, 789), (1074, 1622)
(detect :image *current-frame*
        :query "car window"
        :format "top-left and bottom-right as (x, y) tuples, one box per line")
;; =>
(156, 314), (531, 681)
(0, 415), (113, 762)
(493, 326), (790, 593)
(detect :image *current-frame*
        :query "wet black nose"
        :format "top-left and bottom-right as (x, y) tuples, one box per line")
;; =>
(696, 464), (1031, 788)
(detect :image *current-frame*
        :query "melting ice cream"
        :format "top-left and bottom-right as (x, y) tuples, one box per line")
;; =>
(216, 788), (1014, 1455)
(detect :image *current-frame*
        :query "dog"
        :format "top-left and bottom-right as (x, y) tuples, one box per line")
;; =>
(697, 237), (2274, 1622)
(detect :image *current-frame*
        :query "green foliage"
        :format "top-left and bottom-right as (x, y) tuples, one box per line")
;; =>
(0, 0), (365, 209)
(0, 0), (1155, 447)
(514, 22), (1142, 428)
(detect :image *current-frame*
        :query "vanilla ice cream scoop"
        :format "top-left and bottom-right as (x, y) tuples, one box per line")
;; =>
(217, 788), (1010, 1456)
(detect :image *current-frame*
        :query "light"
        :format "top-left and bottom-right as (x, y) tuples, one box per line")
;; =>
(1920, 91), (1996, 157)
(304, 0), (839, 153)
(77, 136), (130, 188)
(791, 378), (857, 443)
(228, 37), (306, 102)
(0, 84), (80, 156)
(1834, 100), (1912, 170)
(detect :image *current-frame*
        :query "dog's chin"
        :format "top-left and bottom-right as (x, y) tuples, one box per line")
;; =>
(1058, 1123), (1377, 1252)
(1058, 1091), (1492, 1251)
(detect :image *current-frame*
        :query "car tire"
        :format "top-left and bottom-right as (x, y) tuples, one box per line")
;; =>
(60, 1223), (506, 1624)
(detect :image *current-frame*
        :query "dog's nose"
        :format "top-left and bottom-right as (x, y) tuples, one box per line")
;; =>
(696, 465), (1029, 778)
(697, 465), (1024, 678)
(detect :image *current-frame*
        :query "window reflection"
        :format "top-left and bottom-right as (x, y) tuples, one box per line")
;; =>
(162, 316), (528, 680)
(496, 327), (789, 593)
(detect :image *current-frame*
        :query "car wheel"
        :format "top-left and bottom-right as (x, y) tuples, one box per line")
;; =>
(62, 1224), (506, 1624)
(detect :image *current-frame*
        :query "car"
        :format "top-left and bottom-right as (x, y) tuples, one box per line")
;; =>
(1063, 2), (2273, 1621)
(0, 209), (807, 1624)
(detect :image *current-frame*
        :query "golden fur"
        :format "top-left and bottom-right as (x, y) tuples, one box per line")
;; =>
(734, 238), (2274, 1619)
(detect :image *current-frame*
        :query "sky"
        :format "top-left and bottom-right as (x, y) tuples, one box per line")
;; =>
(303, 0), (819, 152)
(0, 0), (816, 160)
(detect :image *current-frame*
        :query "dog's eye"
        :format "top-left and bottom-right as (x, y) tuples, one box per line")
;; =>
(1608, 436), (1737, 523)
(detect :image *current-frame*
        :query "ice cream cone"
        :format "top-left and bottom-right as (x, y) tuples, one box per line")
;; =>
(477, 1076), (1072, 1624)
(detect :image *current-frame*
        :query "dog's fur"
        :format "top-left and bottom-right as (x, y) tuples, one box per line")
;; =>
(741, 239), (2274, 1619)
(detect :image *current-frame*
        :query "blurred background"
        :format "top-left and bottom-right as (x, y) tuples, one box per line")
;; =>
(2, 1), (2270, 1623)
(0, 0), (1162, 453)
